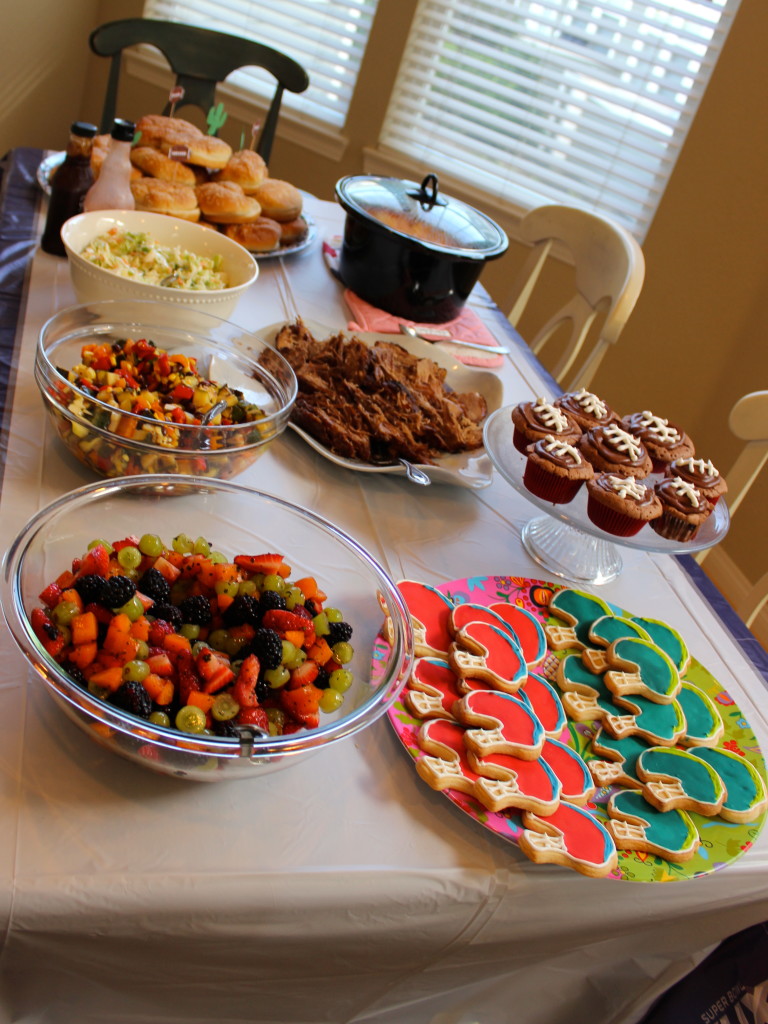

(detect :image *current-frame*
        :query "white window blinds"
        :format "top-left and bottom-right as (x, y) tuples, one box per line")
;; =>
(143, 0), (379, 127)
(379, 0), (739, 239)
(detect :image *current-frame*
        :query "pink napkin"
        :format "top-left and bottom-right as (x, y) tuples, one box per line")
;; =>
(344, 290), (504, 369)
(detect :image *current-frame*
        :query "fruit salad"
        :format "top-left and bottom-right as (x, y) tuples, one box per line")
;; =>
(31, 532), (355, 741)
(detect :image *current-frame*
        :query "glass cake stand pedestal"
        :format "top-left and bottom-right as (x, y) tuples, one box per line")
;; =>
(483, 407), (730, 585)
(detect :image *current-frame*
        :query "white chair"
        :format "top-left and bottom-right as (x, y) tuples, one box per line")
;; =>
(697, 391), (768, 630)
(507, 204), (645, 391)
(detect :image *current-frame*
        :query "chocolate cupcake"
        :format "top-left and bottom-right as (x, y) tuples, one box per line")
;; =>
(523, 434), (594, 503)
(586, 473), (662, 536)
(555, 388), (619, 431)
(511, 398), (582, 454)
(667, 456), (728, 505)
(578, 423), (653, 479)
(650, 478), (713, 542)
(622, 410), (694, 471)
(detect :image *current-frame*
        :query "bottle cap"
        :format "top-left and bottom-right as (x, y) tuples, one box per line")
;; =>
(71, 122), (98, 138)
(111, 118), (136, 143)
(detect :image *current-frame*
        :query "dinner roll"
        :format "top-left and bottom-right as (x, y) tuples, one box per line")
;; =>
(252, 179), (303, 222)
(215, 150), (268, 194)
(279, 216), (309, 246)
(225, 217), (282, 253)
(130, 146), (198, 186)
(136, 114), (203, 149)
(182, 136), (233, 170)
(195, 182), (262, 224)
(131, 179), (201, 222)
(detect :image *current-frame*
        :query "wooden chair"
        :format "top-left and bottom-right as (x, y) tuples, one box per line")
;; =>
(89, 18), (310, 163)
(507, 204), (645, 391)
(697, 391), (768, 629)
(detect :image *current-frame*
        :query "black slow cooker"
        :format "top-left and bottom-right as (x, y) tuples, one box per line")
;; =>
(335, 174), (508, 324)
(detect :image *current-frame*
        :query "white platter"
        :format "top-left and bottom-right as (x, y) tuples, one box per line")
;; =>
(37, 151), (65, 194)
(252, 214), (317, 260)
(253, 320), (503, 488)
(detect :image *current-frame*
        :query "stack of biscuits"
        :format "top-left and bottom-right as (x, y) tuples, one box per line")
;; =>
(90, 114), (307, 253)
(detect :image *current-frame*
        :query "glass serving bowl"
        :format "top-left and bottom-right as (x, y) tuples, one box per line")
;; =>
(36, 299), (297, 481)
(1, 476), (414, 781)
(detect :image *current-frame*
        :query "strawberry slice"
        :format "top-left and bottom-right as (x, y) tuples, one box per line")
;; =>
(112, 535), (141, 552)
(234, 553), (286, 576)
(31, 607), (66, 658)
(76, 543), (110, 578)
(176, 650), (202, 705)
(262, 609), (315, 635)
(288, 660), (319, 689)
(232, 653), (261, 707)
(280, 683), (322, 728)
(38, 581), (63, 608)
(197, 648), (235, 693)
(236, 706), (269, 730)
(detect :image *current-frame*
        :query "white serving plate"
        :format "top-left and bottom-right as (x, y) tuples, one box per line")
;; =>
(253, 320), (504, 488)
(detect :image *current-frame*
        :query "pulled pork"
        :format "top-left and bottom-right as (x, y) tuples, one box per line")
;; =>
(269, 319), (488, 465)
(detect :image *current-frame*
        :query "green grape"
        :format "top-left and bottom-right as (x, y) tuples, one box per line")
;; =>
(172, 533), (194, 554)
(209, 550), (226, 564)
(208, 628), (229, 651)
(238, 580), (258, 596)
(88, 538), (113, 553)
(117, 546), (142, 570)
(180, 623), (201, 640)
(214, 579), (239, 598)
(319, 688), (344, 713)
(313, 611), (330, 636)
(226, 634), (250, 657)
(52, 601), (81, 626)
(332, 641), (354, 665)
(211, 693), (240, 721)
(87, 679), (109, 699)
(285, 586), (303, 610)
(119, 595), (145, 622)
(262, 573), (284, 594)
(264, 666), (290, 688)
(266, 707), (286, 736)
(281, 639), (297, 664)
(122, 659), (149, 683)
(135, 640), (150, 660)
(329, 668), (353, 692)
(192, 641), (211, 658)
(138, 533), (164, 558)
(193, 536), (211, 556)
(281, 641), (305, 670)
(175, 705), (207, 734)
(149, 711), (171, 728)
(325, 607), (343, 623)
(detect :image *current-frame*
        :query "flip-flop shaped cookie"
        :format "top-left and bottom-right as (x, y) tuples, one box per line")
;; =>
(603, 692), (686, 746)
(519, 802), (618, 878)
(635, 746), (726, 816)
(587, 727), (650, 787)
(545, 588), (613, 650)
(449, 603), (523, 655)
(606, 788), (700, 863)
(488, 602), (547, 666)
(416, 719), (551, 814)
(519, 672), (567, 738)
(676, 680), (724, 748)
(541, 737), (595, 805)
(466, 747), (561, 816)
(404, 657), (463, 721)
(454, 689), (545, 760)
(694, 746), (768, 824)
(630, 616), (690, 674)
(555, 654), (616, 722)
(396, 580), (454, 657)
(604, 637), (681, 704)
(582, 614), (651, 674)
(449, 621), (527, 694)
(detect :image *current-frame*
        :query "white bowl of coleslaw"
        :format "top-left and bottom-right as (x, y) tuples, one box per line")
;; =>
(61, 210), (259, 318)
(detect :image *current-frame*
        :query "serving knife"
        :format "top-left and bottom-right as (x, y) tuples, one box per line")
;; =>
(398, 323), (509, 355)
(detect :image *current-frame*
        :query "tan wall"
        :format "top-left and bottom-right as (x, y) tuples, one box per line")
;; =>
(2, 0), (765, 591)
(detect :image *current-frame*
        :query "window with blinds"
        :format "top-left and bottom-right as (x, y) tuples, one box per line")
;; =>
(379, 0), (739, 240)
(143, 0), (379, 127)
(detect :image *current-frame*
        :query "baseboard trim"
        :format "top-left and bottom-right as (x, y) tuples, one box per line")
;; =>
(699, 547), (768, 651)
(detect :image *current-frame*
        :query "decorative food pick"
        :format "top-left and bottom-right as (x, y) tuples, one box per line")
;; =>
(207, 101), (228, 136)
(168, 85), (184, 118)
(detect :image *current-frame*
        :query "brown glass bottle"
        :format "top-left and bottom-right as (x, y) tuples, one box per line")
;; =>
(41, 122), (98, 256)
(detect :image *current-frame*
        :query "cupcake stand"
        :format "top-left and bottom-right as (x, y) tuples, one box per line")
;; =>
(483, 406), (730, 585)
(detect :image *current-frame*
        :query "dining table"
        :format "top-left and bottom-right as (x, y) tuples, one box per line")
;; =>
(1, 145), (767, 1024)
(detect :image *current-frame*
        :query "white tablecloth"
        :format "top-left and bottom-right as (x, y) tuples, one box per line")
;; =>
(1, 193), (767, 1024)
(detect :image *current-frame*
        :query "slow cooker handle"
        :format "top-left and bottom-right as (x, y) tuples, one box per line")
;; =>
(409, 173), (447, 210)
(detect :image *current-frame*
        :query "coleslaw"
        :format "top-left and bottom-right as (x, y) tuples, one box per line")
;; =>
(79, 228), (229, 290)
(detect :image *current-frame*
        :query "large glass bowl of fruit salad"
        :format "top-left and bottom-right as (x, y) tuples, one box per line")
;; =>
(1, 476), (414, 780)
(35, 299), (297, 481)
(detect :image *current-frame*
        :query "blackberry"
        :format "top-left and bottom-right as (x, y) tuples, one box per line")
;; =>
(151, 603), (183, 629)
(250, 627), (283, 670)
(178, 594), (212, 626)
(314, 665), (331, 690)
(211, 718), (240, 739)
(327, 621), (353, 645)
(111, 679), (152, 719)
(73, 574), (107, 605)
(102, 574), (137, 609)
(304, 598), (320, 617)
(258, 590), (286, 616)
(223, 594), (260, 628)
(138, 567), (171, 605)
(255, 679), (270, 704)
(67, 665), (88, 688)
